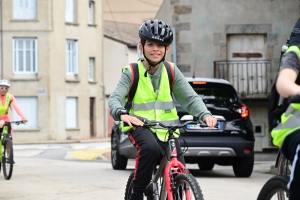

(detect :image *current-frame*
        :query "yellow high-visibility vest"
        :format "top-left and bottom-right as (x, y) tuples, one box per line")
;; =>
(121, 61), (179, 141)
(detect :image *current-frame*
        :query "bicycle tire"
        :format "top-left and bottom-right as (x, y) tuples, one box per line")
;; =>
(277, 152), (291, 176)
(124, 171), (134, 200)
(172, 173), (204, 200)
(2, 137), (14, 180)
(257, 175), (289, 200)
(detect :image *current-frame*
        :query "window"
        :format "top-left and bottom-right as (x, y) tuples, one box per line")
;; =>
(12, 97), (38, 129)
(65, 0), (75, 23)
(189, 82), (238, 103)
(13, 0), (37, 20)
(88, 1), (95, 24)
(66, 40), (78, 75)
(13, 38), (38, 74)
(66, 97), (77, 128)
(89, 58), (95, 81)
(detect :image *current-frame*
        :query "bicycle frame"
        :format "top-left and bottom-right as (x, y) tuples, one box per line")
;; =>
(148, 130), (189, 200)
(0, 121), (23, 161)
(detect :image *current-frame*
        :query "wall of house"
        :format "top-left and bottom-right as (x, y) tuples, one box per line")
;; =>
(104, 38), (138, 95)
(1, 0), (105, 142)
(47, 0), (104, 140)
(155, 0), (299, 151)
(156, 0), (298, 78)
(104, 38), (138, 135)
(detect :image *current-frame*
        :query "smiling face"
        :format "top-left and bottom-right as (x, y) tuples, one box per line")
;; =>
(139, 40), (170, 65)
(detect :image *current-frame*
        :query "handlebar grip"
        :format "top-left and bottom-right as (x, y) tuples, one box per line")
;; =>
(288, 95), (300, 103)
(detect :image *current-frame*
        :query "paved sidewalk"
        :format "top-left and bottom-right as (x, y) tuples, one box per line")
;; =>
(14, 137), (111, 145)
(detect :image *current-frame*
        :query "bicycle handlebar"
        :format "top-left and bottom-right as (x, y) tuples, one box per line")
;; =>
(4, 121), (25, 126)
(141, 119), (215, 129)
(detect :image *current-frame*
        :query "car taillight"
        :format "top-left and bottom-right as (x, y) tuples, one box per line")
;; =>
(235, 106), (249, 118)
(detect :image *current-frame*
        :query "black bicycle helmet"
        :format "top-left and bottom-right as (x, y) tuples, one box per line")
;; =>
(139, 19), (173, 46)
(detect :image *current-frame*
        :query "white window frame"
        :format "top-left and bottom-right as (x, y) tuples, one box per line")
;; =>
(88, 1), (95, 24)
(13, 0), (37, 20)
(13, 38), (38, 74)
(66, 97), (77, 128)
(66, 39), (78, 75)
(11, 97), (38, 129)
(65, 0), (75, 23)
(89, 57), (95, 81)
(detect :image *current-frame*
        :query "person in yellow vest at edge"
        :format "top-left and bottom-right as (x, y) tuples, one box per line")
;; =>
(271, 18), (300, 200)
(0, 79), (28, 164)
(108, 19), (217, 200)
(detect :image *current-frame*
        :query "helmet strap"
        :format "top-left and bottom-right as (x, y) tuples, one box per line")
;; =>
(142, 46), (167, 77)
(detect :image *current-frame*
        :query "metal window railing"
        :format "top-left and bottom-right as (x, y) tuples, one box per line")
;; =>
(214, 60), (272, 99)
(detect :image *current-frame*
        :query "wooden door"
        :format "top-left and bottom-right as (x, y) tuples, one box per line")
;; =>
(228, 35), (266, 94)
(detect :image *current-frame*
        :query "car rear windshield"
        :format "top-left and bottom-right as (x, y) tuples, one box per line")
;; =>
(189, 82), (238, 102)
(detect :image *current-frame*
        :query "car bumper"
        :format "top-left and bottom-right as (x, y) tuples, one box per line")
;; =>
(179, 136), (254, 158)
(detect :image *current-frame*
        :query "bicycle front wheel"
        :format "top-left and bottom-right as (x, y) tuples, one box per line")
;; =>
(2, 137), (14, 180)
(257, 175), (289, 200)
(172, 173), (204, 200)
(124, 171), (134, 200)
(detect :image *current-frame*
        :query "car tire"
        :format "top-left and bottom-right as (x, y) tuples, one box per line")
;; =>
(232, 154), (254, 177)
(198, 163), (214, 171)
(111, 132), (128, 170)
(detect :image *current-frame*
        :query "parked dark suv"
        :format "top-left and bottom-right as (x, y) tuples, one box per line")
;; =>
(110, 77), (255, 177)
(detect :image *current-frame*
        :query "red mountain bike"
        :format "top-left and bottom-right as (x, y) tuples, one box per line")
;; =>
(124, 118), (215, 200)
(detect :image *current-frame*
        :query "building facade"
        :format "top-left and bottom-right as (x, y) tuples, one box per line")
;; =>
(0, 0), (104, 142)
(156, 0), (299, 151)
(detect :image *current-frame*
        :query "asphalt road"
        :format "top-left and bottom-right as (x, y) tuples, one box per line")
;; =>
(4, 140), (280, 200)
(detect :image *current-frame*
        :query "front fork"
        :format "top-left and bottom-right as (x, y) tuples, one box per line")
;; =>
(148, 137), (188, 200)
(164, 138), (187, 200)
(0, 125), (9, 161)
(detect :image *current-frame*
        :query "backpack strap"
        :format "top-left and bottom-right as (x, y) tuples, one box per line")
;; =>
(125, 63), (139, 111)
(163, 61), (175, 89)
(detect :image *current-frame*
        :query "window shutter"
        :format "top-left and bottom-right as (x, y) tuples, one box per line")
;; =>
(12, 97), (38, 129)
(28, 0), (37, 19)
(66, 98), (77, 128)
(88, 1), (94, 24)
(65, 0), (74, 22)
(13, 0), (36, 20)
(75, 41), (78, 74)
(13, 0), (21, 19)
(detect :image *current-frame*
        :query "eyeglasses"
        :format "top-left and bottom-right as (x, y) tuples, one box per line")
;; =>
(0, 87), (8, 91)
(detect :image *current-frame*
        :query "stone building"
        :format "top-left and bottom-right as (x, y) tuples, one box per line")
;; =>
(0, 0), (104, 142)
(155, 0), (299, 151)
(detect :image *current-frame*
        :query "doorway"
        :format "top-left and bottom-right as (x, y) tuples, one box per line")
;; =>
(90, 97), (95, 137)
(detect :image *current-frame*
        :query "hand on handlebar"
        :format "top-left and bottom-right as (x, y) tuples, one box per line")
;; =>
(120, 115), (144, 128)
(0, 119), (4, 128)
(203, 116), (217, 129)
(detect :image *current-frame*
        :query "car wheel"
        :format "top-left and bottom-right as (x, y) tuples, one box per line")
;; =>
(232, 154), (254, 177)
(198, 163), (214, 171)
(111, 132), (128, 170)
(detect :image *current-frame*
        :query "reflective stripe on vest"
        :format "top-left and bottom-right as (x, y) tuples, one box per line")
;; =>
(0, 93), (11, 115)
(271, 46), (300, 147)
(121, 61), (179, 141)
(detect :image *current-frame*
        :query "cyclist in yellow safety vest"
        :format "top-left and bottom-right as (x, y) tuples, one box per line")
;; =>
(0, 79), (28, 164)
(108, 19), (217, 200)
(271, 18), (300, 200)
